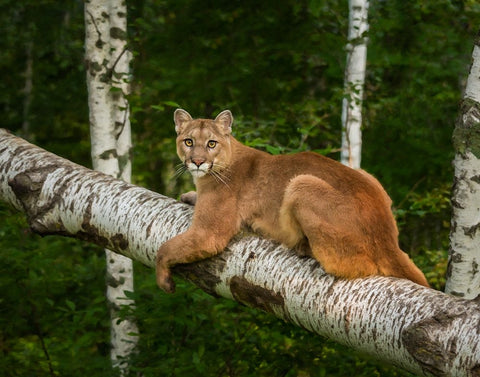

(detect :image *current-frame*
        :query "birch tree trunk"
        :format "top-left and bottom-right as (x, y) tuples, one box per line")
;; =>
(1, 130), (480, 377)
(84, 0), (137, 372)
(446, 33), (480, 299)
(340, 0), (369, 169)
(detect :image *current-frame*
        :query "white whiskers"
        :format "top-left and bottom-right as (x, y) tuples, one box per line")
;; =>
(211, 163), (231, 189)
(173, 162), (188, 180)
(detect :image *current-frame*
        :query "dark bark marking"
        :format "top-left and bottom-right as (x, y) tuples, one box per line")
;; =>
(0, 145), (9, 155)
(471, 364), (480, 377)
(106, 271), (125, 289)
(451, 252), (463, 263)
(0, 144), (10, 177)
(451, 197), (464, 209)
(344, 305), (352, 335)
(464, 223), (480, 238)
(446, 250), (454, 279)
(137, 192), (155, 206)
(174, 260), (223, 298)
(75, 228), (109, 249)
(73, 192), (109, 248)
(449, 290), (466, 298)
(86, 60), (104, 77)
(229, 275), (284, 315)
(325, 277), (339, 297)
(98, 149), (118, 160)
(110, 27), (127, 40)
(145, 218), (155, 239)
(111, 233), (129, 250)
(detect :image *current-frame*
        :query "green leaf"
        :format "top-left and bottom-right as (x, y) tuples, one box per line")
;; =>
(162, 101), (180, 107)
(65, 299), (76, 312)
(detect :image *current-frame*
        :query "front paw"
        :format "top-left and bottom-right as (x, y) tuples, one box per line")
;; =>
(156, 252), (176, 293)
(180, 191), (197, 206)
(156, 267), (176, 293)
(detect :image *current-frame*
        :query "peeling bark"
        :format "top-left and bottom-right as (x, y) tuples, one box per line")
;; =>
(1, 129), (480, 377)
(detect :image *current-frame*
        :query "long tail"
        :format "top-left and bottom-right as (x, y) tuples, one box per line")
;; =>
(383, 250), (430, 288)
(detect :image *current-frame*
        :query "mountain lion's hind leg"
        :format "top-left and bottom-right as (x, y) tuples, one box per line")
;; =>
(279, 174), (379, 279)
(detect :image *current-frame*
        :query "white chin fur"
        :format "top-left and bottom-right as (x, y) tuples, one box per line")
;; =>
(189, 170), (207, 179)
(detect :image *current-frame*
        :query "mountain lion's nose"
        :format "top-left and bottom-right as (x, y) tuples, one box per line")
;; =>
(191, 158), (206, 167)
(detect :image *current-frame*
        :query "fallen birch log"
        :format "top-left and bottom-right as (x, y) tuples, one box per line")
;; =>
(0, 129), (479, 377)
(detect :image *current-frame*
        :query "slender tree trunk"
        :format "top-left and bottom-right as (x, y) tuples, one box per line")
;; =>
(341, 0), (369, 169)
(84, 0), (138, 372)
(22, 40), (33, 139)
(446, 32), (480, 299)
(1, 130), (480, 377)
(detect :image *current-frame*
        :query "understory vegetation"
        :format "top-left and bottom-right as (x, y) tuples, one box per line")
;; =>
(1, 0), (479, 375)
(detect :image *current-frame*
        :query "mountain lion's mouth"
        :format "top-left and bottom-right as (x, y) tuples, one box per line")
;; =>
(186, 161), (212, 178)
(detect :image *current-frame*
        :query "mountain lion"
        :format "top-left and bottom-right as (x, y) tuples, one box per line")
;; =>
(155, 109), (429, 293)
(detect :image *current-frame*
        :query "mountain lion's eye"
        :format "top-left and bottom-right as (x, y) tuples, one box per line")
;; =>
(207, 140), (217, 149)
(184, 139), (193, 147)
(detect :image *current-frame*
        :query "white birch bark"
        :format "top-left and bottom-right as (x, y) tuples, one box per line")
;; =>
(84, 0), (137, 371)
(446, 37), (480, 299)
(1, 130), (480, 377)
(341, 0), (369, 169)
(109, 0), (133, 183)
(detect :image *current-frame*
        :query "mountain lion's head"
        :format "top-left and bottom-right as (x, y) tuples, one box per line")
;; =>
(174, 109), (233, 182)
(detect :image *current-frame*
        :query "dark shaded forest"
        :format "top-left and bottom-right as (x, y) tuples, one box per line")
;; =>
(1, 0), (479, 375)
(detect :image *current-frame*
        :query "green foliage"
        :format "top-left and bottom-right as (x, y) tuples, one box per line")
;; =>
(364, 0), (480, 201)
(0, 203), (112, 376)
(0, 0), (90, 164)
(1, 0), (479, 375)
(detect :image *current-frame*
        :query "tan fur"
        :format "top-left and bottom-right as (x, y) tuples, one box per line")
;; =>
(156, 109), (429, 292)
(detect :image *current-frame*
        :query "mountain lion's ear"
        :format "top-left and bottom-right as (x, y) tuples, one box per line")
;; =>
(174, 109), (193, 134)
(215, 110), (233, 134)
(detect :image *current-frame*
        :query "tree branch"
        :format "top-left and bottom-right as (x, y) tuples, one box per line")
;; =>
(1, 129), (479, 377)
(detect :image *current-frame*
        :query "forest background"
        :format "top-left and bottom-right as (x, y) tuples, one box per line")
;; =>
(1, 0), (480, 376)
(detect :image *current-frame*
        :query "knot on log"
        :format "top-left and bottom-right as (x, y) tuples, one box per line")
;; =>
(8, 166), (70, 234)
(402, 305), (479, 377)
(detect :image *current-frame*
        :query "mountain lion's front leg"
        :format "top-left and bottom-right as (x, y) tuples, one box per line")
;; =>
(156, 225), (236, 293)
